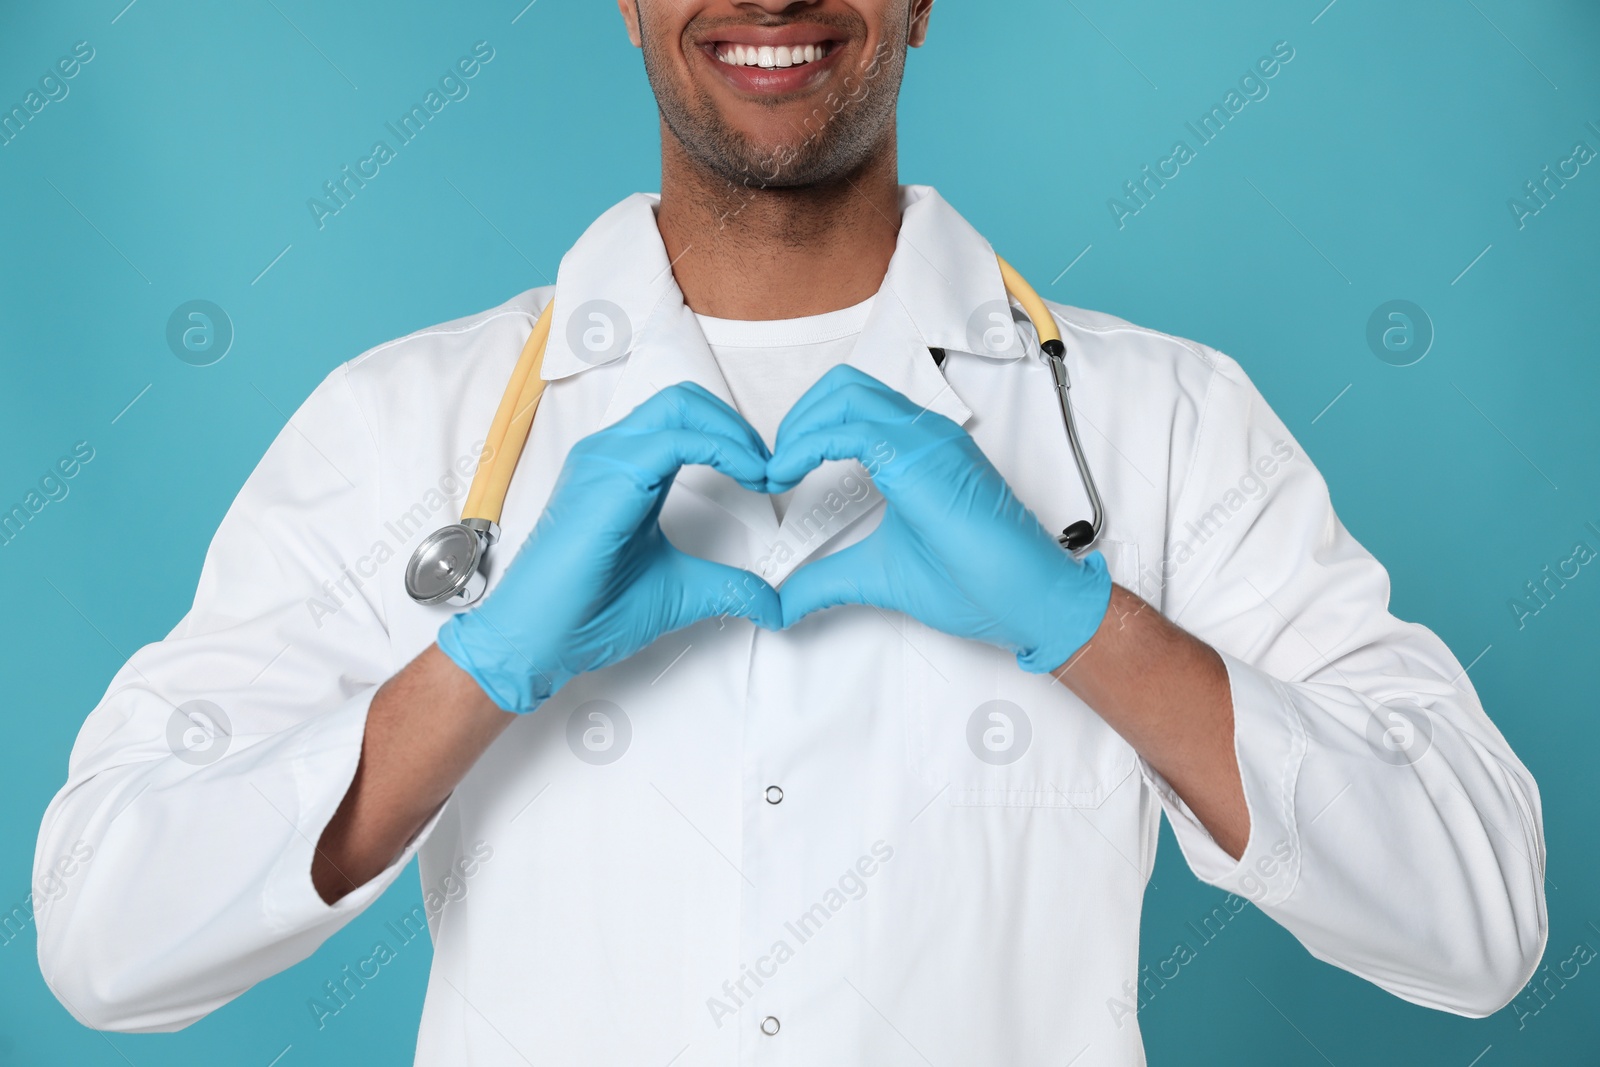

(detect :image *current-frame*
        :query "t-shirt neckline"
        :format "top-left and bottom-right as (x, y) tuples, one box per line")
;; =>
(693, 295), (875, 348)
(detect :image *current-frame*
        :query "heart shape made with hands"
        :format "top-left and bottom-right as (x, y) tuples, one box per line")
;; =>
(438, 363), (1111, 716)
(708, 364), (1112, 671)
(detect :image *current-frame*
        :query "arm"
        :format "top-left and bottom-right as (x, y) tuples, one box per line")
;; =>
(1052, 585), (1247, 860)
(36, 366), (778, 1029)
(311, 646), (511, 904)
(34, 367), (425, 1032)
(1135, 348), (1545, 1016)
(771, 361), (1545, 1016)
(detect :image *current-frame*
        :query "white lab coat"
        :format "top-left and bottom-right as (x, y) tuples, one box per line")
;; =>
(34, 187), (1546, 1066)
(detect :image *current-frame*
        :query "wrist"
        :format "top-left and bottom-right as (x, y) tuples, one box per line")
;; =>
(1014, 550), (1113, 674)
(436, 612), (559, 715)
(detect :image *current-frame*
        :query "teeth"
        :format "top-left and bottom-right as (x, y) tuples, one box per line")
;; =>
(716, 42), (831, 69)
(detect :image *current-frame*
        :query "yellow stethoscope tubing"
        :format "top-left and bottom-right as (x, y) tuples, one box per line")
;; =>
(460, 255), (1061, 529)
(996, 255), (1061, 348)
(461, 300), (554, 526)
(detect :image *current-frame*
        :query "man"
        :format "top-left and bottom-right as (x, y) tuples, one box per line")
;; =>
(36, 1), (1544, 1064)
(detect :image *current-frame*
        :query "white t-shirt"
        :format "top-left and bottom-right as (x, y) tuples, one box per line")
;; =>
(695, 296), (874, 521)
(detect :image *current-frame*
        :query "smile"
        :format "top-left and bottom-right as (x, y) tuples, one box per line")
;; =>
(714, 42), (835, 70)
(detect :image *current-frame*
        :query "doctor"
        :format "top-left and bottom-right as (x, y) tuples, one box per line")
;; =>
(37, 0), (1544, 1064)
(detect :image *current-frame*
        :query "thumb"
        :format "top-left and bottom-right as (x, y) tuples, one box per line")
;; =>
(778, 535), (895, 628)
(669, 550), (783, 631)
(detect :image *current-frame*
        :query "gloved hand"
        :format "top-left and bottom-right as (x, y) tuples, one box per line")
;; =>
(767, 365), (1112, 673)
(437, 382), (782, 714)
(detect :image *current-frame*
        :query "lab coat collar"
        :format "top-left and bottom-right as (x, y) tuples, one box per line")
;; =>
(541, 185), (1007, 407)
(539, 186), (1007, 550)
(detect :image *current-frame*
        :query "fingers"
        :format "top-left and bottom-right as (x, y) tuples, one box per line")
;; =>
(774, 365), (913, 451)
(630, 382), (770, 464)
(669, 551), (784, 631)
(765, 422), (886, 492)
(625, 429), (772, 493)
(777, 535), (896, 627)
(770, 367), (965, 493)
(600, 383), (772, 491)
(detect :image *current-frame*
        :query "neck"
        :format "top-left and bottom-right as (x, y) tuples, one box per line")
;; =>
(654, 128), (903, 321)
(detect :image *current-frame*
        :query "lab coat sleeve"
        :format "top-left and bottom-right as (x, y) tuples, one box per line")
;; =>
(33, 364), (439, 1033)
(1144, 349), (1546, 1017)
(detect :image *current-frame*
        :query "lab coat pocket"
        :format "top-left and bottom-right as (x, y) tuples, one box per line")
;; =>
(901, 539), (1141, 808)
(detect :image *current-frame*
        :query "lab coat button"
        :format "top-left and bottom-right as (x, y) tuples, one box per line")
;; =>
(764, 785), (784, 804)
(760, 1016), (781, 1036)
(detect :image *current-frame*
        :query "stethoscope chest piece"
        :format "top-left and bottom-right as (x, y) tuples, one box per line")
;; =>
(405, 519), (499, 606)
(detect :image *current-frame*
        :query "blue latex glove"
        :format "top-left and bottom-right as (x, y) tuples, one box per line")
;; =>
(438, 383), (782, 714)
(767, 365), (1112, 673)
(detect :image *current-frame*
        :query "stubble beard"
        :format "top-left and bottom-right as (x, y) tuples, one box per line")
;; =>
(641, 19), (906, 193)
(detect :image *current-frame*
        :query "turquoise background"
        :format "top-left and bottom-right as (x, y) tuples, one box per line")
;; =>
(2, 0), (1596, 1062)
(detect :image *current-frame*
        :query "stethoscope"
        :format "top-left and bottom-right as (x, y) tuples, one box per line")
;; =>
(404, 255), (1105, 606)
